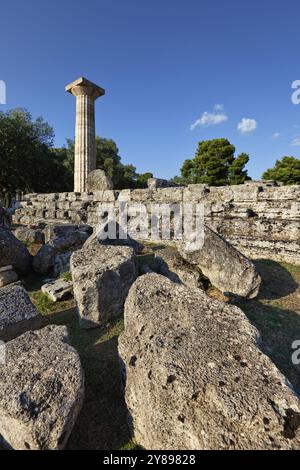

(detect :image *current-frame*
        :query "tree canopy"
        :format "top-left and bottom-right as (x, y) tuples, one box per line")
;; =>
(176, 138), (251, 186)
(0, 108), (152, 204)
(0, 109), (71, 203)
(262, 156), (300, 185)
(61, 137), (153, 189)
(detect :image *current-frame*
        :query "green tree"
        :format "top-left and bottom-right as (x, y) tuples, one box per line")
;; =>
(178, 138), (250, 186)
(228, 152), (250, 185)
(61, 137), (150, 189)
(0, 108), (71, 203)
(136, 172), (153, 188)
(262, 156), (300, 185)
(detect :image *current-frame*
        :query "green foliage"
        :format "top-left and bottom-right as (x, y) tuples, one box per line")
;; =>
(60, 137), (151, 189)
(60, 270), (72, 281)
(0, 108), (73, 200)
(30, 291), (57, 314)
(0, 109), (152, 201)
(262, 156), (300, 185)
(179, 138), (251, 186)
(136, 172), (153, 188)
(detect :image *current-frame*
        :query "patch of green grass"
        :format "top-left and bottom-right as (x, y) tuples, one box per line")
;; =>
(20, 239), (31, 248)
(60, 270), (72, 281)
(23, 270), (131, 450)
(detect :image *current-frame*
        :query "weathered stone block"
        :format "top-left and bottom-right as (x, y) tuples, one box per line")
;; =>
(71, 245), (138, 328)
(119, 273), (300, 450)
(0, 325), (84, 449)
(0, 285), (41, 341)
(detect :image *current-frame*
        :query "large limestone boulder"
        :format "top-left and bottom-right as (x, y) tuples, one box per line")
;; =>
(0, 325), (84, 450)
(155, 247), (205, 290)
(0, 285), (41, 341)
(87, 169), (113, 192)
(178, 225), (261, 298)
(119, 273), (300, 450)
(0, 226), (31, 274)
(33, 230), (89, 275)
(71, 245), (138, 329)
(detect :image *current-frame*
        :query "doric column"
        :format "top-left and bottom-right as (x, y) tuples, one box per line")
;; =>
(65, 77), (105, 192)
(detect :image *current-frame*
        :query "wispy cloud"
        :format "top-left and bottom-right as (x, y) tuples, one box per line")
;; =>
(190, 104), (228, 131)
(237, 118), (257, 135)
(291, 137), (300, 146)
(272, 132), (280, 139)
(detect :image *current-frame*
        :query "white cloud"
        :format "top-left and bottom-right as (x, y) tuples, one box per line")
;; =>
(190, 104), (228, 130)
(272, 133), (280, 139)
(291, 137), (300, 146)
(214, 104), (224, 111)
(237, 118), (257, 135)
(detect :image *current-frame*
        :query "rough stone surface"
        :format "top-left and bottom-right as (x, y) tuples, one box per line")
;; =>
(87, 169), (113, 192)
(44, 224), (92, 243)
(0, 325), (84, 450)
(83, 223), (144, 254)
(0, 269), (18, 288)
(13, 183), (300, 265)
(41, 279), (73, 302)
(155, 247), (205, 289)
(0, 285), (41, 341)
(178, 225), (261, 298)
(71, 245), (138, 328)
(14, 226), (45, 245)
(0, 227), (31, 274)
(147, 178), (182, 190)
(66, 77), (105, 192)
(119, 273), (300, 450)
(33, 231), (89, 274)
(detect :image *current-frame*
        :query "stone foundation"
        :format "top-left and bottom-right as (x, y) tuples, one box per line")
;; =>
(12, 182), (300, 265)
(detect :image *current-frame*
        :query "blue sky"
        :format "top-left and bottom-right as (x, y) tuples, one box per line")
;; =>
(1, 0), (300, 179)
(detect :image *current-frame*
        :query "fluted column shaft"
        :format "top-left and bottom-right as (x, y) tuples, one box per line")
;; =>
(65, 78), (105, 193)
(74, 92), (96, 192)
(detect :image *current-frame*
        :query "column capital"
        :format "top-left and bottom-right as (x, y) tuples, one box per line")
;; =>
(65, 77), (105, 100)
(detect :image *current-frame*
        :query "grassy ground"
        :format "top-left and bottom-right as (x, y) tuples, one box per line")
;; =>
(24, 273), (134, 450)
(22, 258), (300, 449)
(232, 260), (300, 394)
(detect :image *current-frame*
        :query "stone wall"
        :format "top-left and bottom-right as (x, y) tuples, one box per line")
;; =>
(12, 182), (300, 265)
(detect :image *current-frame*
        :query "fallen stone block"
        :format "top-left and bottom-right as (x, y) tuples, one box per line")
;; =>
(71, 245), (138, 329)
(33, 230), (89, 274)
(119, 273), (300, 450)
(0, 325), (84, 450)
(0, 227), (31, 274)
(0, 285), (41, 341)
(87, 169), (113, 191)
(41, 278), (73, 302)
(83, 222), (144, 254)
(14, 225), (45, 245)
(155, 247), (205, 290)
(0, 268), (18, 288)
(178, 225), (261, 298)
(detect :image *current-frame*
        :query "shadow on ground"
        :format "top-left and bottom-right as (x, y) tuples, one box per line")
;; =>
(232, 259), (300, 394)
(41, 308), (131, 450)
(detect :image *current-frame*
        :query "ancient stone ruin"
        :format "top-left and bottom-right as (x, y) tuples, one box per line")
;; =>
(0, 78), (300, 451)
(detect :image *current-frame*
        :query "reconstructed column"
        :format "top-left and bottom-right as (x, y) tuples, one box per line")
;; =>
(65, 77), (105, 192)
